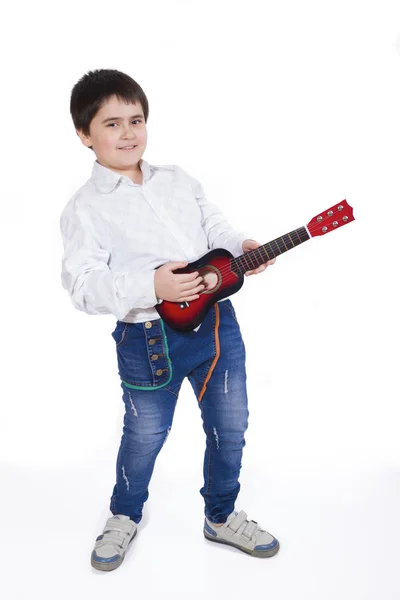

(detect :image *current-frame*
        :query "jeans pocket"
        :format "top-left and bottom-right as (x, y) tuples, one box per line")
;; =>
(112, 319), (172, 390)
(111, 321), (129, 346)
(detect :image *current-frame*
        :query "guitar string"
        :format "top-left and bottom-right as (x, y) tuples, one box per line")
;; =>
(191, 210), (352, 282)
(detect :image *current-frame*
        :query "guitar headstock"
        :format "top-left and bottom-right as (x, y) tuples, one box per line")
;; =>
(307, 200), (355, 237)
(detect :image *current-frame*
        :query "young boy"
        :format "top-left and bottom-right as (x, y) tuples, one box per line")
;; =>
(60, 68), (279, 571)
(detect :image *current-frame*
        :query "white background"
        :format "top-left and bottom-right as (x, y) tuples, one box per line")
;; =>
(1, 0), (400, 598)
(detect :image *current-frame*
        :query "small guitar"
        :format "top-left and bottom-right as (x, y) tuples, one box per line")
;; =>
(155, 200), (355, 332)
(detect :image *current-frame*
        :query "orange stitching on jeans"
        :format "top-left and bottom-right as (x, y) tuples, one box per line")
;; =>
(198, 303), (220, 402)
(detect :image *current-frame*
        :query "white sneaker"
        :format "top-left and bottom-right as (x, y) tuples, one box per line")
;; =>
(91, 514), (137, 571)
(204, 510), (279, 558)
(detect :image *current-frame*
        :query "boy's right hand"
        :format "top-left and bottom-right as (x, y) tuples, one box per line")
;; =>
(154, 261), (205, 302)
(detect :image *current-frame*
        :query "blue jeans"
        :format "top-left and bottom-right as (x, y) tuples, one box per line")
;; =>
(109, 298), (249, 524)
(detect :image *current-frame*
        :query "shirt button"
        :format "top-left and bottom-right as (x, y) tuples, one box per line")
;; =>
(156, 369), (163, 376)
(151, 354), (159, 361)
(145, 321), (152, 329)
(149, 339), (156, 345)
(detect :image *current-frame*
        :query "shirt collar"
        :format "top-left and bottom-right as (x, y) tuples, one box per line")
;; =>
(90, 158), (152, 193)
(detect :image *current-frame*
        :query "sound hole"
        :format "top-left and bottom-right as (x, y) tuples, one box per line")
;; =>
(198, 267), (220, 293)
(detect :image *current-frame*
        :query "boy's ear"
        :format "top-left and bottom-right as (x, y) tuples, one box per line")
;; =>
(76, 129), (92, 148)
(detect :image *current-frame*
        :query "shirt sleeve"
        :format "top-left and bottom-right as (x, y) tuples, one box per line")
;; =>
(60, 205), (162, 320)
(189, 175), (251, 258)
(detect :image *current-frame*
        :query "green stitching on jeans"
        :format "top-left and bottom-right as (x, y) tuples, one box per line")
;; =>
(122, 318), (173, 390)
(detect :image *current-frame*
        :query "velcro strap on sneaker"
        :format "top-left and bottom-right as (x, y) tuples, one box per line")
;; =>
(242, 520), (258, 541)
(96, 519), (136, 551)
(96, 532), (127, 549)
(104, 519), (136, 535)
(227, 510), (248, 533)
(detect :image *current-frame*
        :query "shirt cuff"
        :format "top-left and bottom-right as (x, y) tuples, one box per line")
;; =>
(120, 269), (159, 309)
(223, 232), (252, 258)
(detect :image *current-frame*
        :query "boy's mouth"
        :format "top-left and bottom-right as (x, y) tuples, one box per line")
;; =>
(119, 145), (138, 151)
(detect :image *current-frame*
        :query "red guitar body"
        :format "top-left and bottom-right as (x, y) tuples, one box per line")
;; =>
(155, 248), (242, 332)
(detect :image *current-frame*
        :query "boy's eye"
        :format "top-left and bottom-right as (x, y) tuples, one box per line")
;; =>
(107, 119), (142, 127)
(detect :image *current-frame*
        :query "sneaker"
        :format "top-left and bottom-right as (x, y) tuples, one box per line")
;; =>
(203, 510), (279, 558)
(91, 514), (137, 571)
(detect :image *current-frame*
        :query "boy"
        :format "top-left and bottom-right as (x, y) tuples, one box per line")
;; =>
(60, 68), (279, 571)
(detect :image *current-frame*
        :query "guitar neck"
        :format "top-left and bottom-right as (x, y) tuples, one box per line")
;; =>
(230, 226), (310, 275)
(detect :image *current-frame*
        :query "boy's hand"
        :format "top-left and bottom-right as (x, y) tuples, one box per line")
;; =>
(154, 261), (205, 302)
(242, 239), (276, 276)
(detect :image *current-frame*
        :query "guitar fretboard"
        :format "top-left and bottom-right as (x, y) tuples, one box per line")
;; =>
(231, 226), (310, 275)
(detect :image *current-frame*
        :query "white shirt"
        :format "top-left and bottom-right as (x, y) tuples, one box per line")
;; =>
(60, 158), (250, 328)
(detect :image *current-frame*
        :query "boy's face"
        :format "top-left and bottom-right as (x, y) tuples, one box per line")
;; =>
(77, 95), (147, 174)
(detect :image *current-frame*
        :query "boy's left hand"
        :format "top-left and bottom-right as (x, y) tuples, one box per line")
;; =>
(242, 239), (276, 276)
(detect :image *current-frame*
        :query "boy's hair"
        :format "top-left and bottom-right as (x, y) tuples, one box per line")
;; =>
(70, 68), (149, 150)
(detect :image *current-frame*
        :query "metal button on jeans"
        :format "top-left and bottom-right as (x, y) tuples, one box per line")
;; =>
(149, 339), (156, 345)
(151, 354), (159, 361)
(145, 321), (152, 329)
(156, 369), (163, 376)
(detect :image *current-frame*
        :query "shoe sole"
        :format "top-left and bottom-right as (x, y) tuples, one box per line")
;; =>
(203, 530), (280, 558)
(91, 528), (137, 571)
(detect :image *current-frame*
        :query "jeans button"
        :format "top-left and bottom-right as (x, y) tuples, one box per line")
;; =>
(149, 339), (156, 345)
(151, 354), (159, 361)
(156, 369), (163, 376)
(145, 321), (152, 329)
